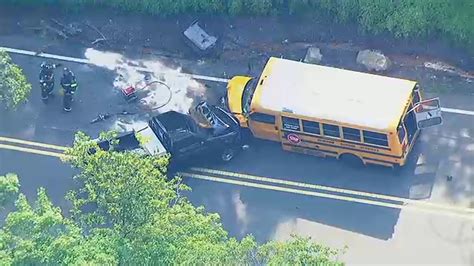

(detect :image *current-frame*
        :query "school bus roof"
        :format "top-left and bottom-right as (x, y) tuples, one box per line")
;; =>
(254, 57), (416, 131)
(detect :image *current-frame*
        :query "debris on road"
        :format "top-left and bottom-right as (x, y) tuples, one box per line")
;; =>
(356, 49), (391, 72)
(303, 46), (323, 64)
(183, 20), (218, 55)
(120, 80), (173, 111)
(85, 21), (108, 46)
(34, 19), (82, 40)
(424, 61), (474, 80)
(40, 20), (68, 39)
(122, 85), (139, 102)
(90, 113), (112, 124)
(90, 110), (135, 124)
(50, 19), (82, 36)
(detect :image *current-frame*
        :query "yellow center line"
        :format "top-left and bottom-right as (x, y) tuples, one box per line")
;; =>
(0, 136), (68, 151)
(0, 143), (68, 159)
(180, 172), (474, 220)
(191, 167), (474, 214)
(1, 136), (472, 218)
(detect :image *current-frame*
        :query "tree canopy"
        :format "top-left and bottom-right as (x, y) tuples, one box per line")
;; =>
(0, 132), (344, 265)
(0, 173), (19, 208)
(0, 50), (32, 110)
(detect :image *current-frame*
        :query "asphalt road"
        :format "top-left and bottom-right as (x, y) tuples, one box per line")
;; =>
(0, 41), (473, 264)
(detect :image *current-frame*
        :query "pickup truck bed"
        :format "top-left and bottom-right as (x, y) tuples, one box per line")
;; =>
(95, 102), (242, 164)
(96, 126), (168, 157)
(97, 132), (140, 152)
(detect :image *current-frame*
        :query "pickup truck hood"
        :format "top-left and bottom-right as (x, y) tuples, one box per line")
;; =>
(136, 126), (168, 157)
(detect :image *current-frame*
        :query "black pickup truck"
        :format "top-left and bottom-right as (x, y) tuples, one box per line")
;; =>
(96, 102), (243, 163)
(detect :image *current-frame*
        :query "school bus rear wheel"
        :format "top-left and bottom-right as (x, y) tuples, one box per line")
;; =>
(339, 153), (364, 168)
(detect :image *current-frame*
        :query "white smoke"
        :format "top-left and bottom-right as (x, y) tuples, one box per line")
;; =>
(84, 48), (207, 114)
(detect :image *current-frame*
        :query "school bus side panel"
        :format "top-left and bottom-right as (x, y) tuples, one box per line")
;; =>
(247, 111), (280, 142)
(277, 113), (407, 166)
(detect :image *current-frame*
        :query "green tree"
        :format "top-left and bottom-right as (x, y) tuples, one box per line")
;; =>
(257, 235), (345, 265)
(64, 131), (177, 236)
(63, 132), (344, 265)
(0, 173), (20, 208)
(0, 132), (343, 265)
(0, 50), (32, 110)
(0, 187), (117, 265)
(64, 132), (256, 264)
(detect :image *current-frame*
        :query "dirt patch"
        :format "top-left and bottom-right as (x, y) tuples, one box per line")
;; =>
(1, 5), (473, 70)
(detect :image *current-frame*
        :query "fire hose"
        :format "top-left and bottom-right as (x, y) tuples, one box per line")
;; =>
(132, 80), (173, 111)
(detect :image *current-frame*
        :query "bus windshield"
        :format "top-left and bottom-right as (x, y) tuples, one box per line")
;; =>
(242, 79), (257, 115)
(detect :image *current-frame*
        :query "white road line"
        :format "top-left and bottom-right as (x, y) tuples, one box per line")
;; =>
(440, 107), (474, 116)
(0, 46), (229, 83)
(2, 46), (89, 64)
(2, 46), (473, 116)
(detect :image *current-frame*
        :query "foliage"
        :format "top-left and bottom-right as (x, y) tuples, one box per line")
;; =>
(0, 188), (117, 265)
(64, 132), (179, 237)
(63, 132), (343, 264)
(63, 132), (253, 264)
(0, 50), (32, 110)
(227, 0), (245, 16)
(257, 235), (345, 265)
(0, 173), (19, 208)
(0, 132), (344, 265)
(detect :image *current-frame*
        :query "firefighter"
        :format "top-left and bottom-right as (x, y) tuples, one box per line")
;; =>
(60, 67), (78, 112)
(39, 61), (59, 101)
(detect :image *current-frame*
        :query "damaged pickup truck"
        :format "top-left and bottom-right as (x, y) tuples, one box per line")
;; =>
(95, 102), (244, 164)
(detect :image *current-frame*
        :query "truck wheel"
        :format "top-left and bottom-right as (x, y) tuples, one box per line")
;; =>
(221, 148), (235, 162)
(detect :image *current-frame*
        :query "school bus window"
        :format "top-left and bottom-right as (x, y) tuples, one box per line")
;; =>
(250, 113), (275, 124)
(282, 116), (300, 131)
(323, 124), (340, 138)
(342, 127), (361, 141)
(302, 120), (320, 135)
(363, 130), (389, 147)
(418, 117), (442, 128)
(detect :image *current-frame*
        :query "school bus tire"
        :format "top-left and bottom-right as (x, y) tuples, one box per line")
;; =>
(338, 153), (364, 168)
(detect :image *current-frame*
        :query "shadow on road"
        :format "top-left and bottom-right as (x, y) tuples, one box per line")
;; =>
(182, 133), (463, 241)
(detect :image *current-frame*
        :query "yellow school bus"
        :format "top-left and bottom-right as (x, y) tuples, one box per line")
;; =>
(223, 57), (443, 167)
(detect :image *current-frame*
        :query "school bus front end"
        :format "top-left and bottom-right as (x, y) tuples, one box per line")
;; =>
(224, 76), (253, 127)
(391, 83), (442, 166)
